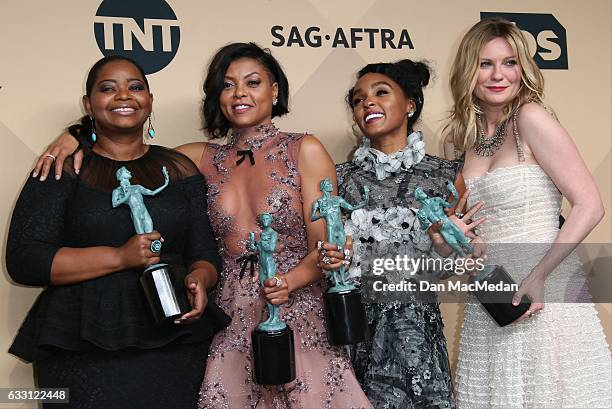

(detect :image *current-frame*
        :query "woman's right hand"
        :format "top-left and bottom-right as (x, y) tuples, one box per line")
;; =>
(32, 131), (82, 181)
(316, 236), (353, 272)
(117, 231), (163, 269)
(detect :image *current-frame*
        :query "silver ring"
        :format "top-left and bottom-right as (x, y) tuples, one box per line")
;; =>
(150, 239), (163, 253)
(527, 310), (533, 318)
(272, 276), (282, 288)
(316, 240), (324, 250)
(336, 244), (342, 252)
(322, 255), (331, 265)
(343, 248), (352, 259)
(45, 154), (56, 161)
(455, 212), (464, 218)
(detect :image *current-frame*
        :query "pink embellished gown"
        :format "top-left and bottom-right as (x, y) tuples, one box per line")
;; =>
(197, 124), (372, 409)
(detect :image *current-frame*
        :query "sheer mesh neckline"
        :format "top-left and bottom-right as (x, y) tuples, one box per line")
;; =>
(90, 145), (152, 164)
(228, 123), (279, 151)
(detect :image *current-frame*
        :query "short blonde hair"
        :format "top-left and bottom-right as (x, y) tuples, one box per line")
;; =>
(445, 17), (549, 154)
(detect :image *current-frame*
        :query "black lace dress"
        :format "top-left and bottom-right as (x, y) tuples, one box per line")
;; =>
(6, 146), (230, 409)
(337, 133), (460, 409)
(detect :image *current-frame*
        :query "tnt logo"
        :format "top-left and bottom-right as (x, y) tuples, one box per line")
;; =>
(481, 12), (568, 69)
(94, 0), (180, 74)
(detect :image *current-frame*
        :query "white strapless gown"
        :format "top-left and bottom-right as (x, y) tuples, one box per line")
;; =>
(455, 165), (611, 409)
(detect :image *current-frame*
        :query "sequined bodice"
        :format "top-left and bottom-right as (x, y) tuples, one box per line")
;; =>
(201, 125), (306, 260)
(466, 165), (562, 243)
(198, 125), (373, 409)
(198, 124), (319, 353)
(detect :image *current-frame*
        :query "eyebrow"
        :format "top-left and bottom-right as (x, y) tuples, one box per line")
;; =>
(224, 71), (261, 80)
(480, 55), (517, 60)
(353, 80), (393, 95)
(97, 78), (144, 84)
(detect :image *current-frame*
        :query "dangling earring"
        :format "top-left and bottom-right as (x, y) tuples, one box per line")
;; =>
(90, 116), (97, 142)
(273, 98), (278, 106)
(147, 114), (155, 139)
(408, 111), (415, 118)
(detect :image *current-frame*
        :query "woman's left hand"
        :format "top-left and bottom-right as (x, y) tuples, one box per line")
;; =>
(263, 275), (291, 305)
(512, 274), (545, 323)
(428, 189), (486, 257)
(176, 271), (209, 324)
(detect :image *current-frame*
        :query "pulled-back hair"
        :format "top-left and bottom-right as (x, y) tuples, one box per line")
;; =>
(346, 59), (431, 133)
(69, 55), (150, 144)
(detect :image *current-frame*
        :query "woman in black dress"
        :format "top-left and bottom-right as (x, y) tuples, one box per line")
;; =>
(6, 55), (229, 409)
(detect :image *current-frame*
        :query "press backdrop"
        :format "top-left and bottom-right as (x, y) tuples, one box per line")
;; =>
(1, 1), (610, 401)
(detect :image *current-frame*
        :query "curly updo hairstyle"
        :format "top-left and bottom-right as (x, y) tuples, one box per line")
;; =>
(346, 59), (431, 133)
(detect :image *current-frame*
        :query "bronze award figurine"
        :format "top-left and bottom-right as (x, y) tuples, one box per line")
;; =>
(415, 182), (530, 326)
(113, 166), (189, 325)
(249, 213), (296, 385)
(311, 178), (369, 344)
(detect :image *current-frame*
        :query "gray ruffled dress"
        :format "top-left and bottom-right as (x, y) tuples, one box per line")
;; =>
(338, 132), (461, 409)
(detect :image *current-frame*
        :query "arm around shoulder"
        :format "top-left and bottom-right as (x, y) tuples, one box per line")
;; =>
(175, 142), (207, 167)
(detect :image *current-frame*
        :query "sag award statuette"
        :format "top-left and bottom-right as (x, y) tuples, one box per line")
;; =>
(249, 213), (296, 385)
(113, 166), (189, 325)
(415, 182), (530, 327)
(311, 178), (369, 345)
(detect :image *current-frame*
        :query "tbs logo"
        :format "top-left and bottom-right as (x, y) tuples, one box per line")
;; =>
(94, 0), (180, 74)
(481, 12), (568, 69)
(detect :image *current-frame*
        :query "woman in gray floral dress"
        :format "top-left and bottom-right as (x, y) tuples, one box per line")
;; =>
(332, 60), (463, 408)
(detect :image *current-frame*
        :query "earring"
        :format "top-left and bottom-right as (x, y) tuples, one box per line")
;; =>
(408, 111), (415, 118)
(147, 115), (155, 139)
(273, 98), (278, 106)
(90, 116), (97, 142)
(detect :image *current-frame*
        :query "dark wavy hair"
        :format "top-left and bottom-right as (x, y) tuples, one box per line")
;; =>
(69, 55), (150, 142)
(202, 42), (289, 139)
(346, 59), (431, 132)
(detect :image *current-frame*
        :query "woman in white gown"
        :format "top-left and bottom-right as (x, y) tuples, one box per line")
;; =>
(444, 17), (611, 408)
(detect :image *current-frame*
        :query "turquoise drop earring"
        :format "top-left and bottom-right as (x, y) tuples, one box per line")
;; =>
(147, 115), (155, 139)
(90, 116), (97, 142)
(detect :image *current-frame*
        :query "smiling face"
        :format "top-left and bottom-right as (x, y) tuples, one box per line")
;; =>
(83, 59), (152, 137)
(351, 73), (415, 142)
(219, 58), (278, 130)
(474, 37), (522, 110)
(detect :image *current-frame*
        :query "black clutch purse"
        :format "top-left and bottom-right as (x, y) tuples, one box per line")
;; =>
(469, 265), (530, 327)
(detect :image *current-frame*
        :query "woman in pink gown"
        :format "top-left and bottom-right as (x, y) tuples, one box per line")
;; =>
(184, 42), (371, 409)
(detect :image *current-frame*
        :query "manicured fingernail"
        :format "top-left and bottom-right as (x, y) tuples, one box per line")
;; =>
(40, 175), (46, 181)
(75, 168), (80, 175)
(55, 174), (60, 180)
(31, 171), (38, 178)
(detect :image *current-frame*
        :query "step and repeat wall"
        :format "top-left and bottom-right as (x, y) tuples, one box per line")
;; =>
(1, 0), (610, 396)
